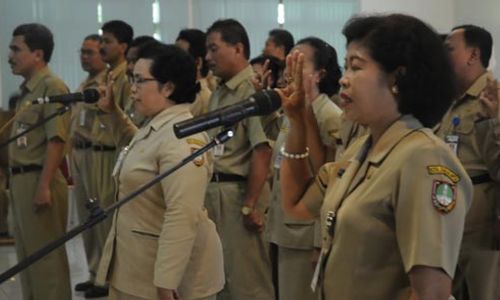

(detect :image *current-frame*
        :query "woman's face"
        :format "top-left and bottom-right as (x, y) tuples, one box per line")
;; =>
(131, 58), (172, 117)
(293, 43), (323, 87)
(339, 41), (399, 127)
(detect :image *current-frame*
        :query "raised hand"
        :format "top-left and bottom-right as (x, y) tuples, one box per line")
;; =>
(479, 76), (499, 119)
(97, 72), (118, 113)
(276, 50), (306, 121)
(251, 59), (272, 91)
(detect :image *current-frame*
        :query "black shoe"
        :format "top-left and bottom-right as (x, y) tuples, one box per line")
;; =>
(84, 286), (109, 298)
(75, 280), (94, 292)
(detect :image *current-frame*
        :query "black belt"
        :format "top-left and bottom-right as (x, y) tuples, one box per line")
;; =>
(10, 164), (42, 175)
(471, 174), (492, 185)
(211, 173), (246, 182)
(92, 144), (116, 152)
(73, 140), (92, 150)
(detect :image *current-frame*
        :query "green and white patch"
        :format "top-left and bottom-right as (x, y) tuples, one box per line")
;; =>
(432, 180), (456, 213)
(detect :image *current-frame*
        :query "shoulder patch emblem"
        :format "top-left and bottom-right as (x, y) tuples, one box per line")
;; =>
(427, 165), (460, 183)
(190, 148), (205, 167)
(431, 180), (456, 214)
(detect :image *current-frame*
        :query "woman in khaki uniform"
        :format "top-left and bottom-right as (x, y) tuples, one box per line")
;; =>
(266, 37), (342, 300)
(277, 14), (473, 299)
(95, 43), (224, 300)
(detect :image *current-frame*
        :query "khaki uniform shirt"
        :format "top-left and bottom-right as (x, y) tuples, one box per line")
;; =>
(436, 72), (500, 233)
(268, 93), (342, 249)
(70, 71), (106, 144)
(97, 104), (224, 299)
(301, 115), (472, 300)
(335, 114), (368, 161)
(190, 78), (212, 117)
(8, 67), (70, 167)
(92, 61), (131, 147)
(206, 65), (271, 175)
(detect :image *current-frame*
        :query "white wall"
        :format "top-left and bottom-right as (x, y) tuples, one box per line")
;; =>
(360, 0), (454, 33)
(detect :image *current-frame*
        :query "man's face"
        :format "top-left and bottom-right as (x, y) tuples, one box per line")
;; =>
(445, 29), (474, 80)
(80, 39), (106, 74)
(205, 31), (240, 80)
(263, 37), (283, 59)
(8, 35), (40, 77)
(100, 31), (126, 64)
(126, 46), (139, 78)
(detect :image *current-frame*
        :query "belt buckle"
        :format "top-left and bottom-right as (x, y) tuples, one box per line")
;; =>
(213, 173), (220, 182)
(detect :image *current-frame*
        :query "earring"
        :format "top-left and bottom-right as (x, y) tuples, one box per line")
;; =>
(391, 85), (399, 95)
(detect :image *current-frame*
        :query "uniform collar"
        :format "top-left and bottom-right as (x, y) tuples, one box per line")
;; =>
(147, 103), (191, 132)
(23, 66), (50, 92)
(108, 61), (127, 81)
(84, 69), (107, 88)
(223, 65), (253, 91)
(464, 71), (490, 98)
(367, 114), (423, 165)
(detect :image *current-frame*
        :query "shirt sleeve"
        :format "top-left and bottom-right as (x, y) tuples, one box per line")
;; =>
(475, 118), (500, 181)
(43, 78), (70, 142)
(395, 140), (472, 278)
(153, 133), (210, 290)
(302, 163), (334, 217)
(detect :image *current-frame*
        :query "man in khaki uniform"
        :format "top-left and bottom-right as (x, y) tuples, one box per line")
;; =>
(81, 20), (133, 297)
(0, 104), (14, 245)
(7, 23), (71, 300)
(204, 19), (274, 300)
(176, 29), (212, 117)
(70, 33), (107, 297)
(439, 25), (500, 300)
(124, 35), (154, 126)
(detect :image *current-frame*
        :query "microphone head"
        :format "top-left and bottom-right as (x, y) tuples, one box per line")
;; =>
(250, 90), (281, 114)
(82, 88), (100, 103)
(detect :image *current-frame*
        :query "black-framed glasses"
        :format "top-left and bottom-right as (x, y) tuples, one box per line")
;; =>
(129, 77), (157, 85)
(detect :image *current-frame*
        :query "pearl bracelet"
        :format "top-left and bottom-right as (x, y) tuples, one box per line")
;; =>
(280, 146), (310, 159)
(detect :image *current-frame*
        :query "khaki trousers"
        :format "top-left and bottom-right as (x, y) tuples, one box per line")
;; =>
(452, 229), (500, 300)
(278, 246), (318, 300)
(71, 147), (104, 281)
(205, 181), (274, 300)
(0, 169), (9, 233)
(109, 285), (217, 300)
(10, 170), (71, 300)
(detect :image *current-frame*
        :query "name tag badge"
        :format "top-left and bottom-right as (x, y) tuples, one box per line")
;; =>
(112, 146), (129, 177)
(213, 144), (225, 157)
(310, 249), (326, 292)
(79, 109), (87, 127)
(16, 125), (28, 148)
(445, 135), (459, 155)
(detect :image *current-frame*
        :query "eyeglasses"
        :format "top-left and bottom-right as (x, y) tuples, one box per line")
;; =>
(79, 49), (98, 57)
(129, 76), (157, 85)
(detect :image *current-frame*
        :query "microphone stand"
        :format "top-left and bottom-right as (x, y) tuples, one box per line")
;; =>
(0, 105), (70, 149)
(0, 128), (234, 284)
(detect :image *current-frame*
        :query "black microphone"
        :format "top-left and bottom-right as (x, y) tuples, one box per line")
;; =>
(31, 89), (100, 105)
(174, 89), (281, 138)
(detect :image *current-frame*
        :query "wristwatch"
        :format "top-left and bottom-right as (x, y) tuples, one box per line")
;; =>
(241, 205), (254, 216)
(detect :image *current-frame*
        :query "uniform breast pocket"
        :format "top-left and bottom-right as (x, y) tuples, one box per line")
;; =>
(283, 215), (315, 226)
(16, 109), (40, 127)
(14, 110), (41, 148)
(455, 119), (474, 136)
(130, 229), (160, 240)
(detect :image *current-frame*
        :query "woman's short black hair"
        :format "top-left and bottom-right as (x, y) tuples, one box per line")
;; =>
(296, 37), (342, 97)
(137, 42), (200, 104)
(342, 14), (456, 127)
(250, 55), (284, 89)
(176, 29), (209, 77)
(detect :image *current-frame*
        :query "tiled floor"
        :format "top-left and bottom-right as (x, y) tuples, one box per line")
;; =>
(0, 188), (107, 300)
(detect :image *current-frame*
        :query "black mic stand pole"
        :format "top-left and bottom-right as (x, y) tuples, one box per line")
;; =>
(0, 105), (70, 149)
(0, 128), (234, 284)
